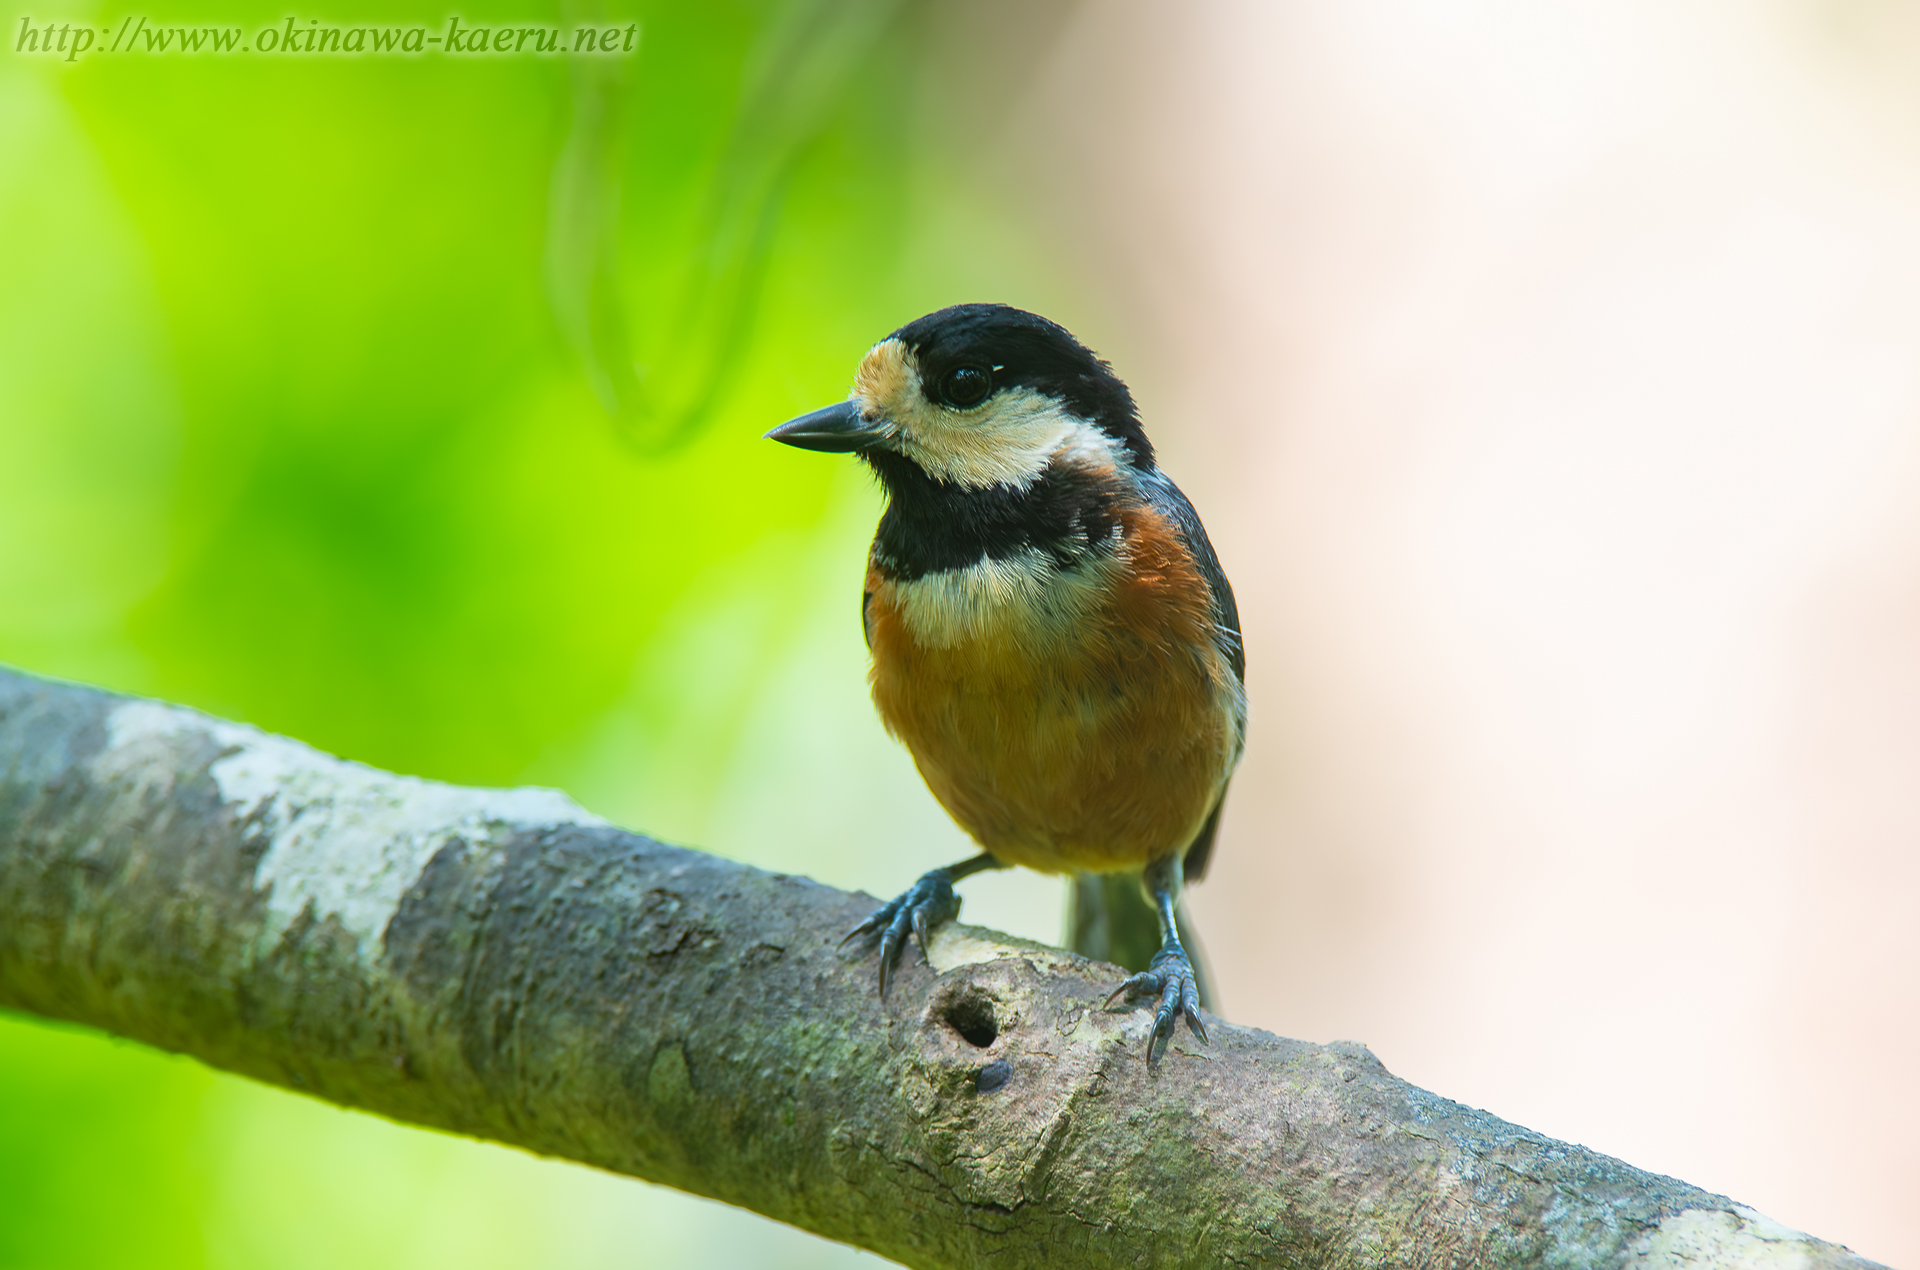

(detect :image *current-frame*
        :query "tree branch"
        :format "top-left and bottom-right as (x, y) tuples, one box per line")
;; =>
(0, 667), (1883, 1269)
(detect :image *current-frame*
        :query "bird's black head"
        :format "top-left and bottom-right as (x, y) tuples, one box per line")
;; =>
(766, 304), (1153, 488)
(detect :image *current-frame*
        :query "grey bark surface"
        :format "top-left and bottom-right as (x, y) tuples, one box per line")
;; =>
(0, 667), (1887, 1270)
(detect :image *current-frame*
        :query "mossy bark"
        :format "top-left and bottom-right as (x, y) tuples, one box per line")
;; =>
(0, 668), (1885, 1270)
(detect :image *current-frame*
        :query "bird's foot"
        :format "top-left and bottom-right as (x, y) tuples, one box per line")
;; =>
(1104, 939), (1210, 1066)
(839, 868), (962, 998)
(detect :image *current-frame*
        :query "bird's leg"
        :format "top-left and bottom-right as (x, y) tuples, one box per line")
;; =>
(1103, 852), (1210, 1065)
(841, 852), (1005, 998)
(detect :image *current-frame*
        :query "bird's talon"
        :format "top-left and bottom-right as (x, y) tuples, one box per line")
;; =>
(1107, 940), (1208, 1065)
(843, 868), (961, 998)
(1103, 970), (1158, 1010)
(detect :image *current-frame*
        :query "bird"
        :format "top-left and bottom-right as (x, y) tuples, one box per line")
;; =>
(766, 303), (1245, 1064)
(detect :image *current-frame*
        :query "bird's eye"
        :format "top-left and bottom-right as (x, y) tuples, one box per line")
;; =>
(939, 365), (992, 409)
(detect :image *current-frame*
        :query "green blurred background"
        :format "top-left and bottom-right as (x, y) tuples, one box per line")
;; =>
(0, 1), (1084, 1264)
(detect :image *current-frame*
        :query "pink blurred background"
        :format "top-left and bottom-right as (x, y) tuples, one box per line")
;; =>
(1007, 2), (1919, 1263)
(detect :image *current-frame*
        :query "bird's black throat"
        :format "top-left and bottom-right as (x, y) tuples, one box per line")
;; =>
(863, 448), (1129, 582)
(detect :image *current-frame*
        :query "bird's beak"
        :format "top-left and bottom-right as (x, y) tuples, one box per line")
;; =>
(764, 401), (887, 453)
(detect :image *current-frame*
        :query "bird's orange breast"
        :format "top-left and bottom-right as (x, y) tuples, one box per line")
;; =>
(865, 501), (1240, 874)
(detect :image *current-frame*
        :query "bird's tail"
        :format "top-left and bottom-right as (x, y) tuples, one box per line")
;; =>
(1066, 872), (1214, 1009)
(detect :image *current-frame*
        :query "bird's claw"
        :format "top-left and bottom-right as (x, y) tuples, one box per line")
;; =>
(1104, 940), (1208, 1065)
(840, 868), (961, 998)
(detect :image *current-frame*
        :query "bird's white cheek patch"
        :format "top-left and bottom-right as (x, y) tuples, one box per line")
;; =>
(893, 392), (1080, 490)
(852, 337), (1108, 490)
(95, 701), (600, 964)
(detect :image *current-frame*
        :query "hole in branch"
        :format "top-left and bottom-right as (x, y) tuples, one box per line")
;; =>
(942, 991), (999, 1048)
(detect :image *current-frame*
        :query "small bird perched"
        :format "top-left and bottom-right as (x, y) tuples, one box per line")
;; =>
(767, 304), (1245, 1063)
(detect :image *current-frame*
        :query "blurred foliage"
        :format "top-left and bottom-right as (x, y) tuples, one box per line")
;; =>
(551, 0), (908, 448)
(8, 0), (915, 785)
(0, 0), (1083, 1264)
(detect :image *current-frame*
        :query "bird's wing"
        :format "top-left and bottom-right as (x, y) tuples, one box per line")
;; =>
(1140, 469), (1244, 687)
(1140, 469), (1244, 883)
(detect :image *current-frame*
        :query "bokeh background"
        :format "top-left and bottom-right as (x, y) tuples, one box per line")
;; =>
(3, 1), (1916, 1266)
